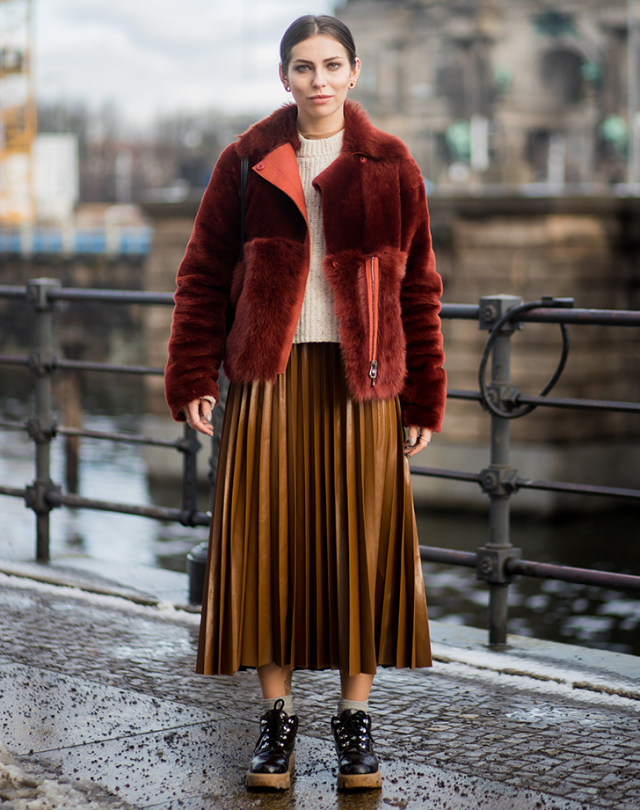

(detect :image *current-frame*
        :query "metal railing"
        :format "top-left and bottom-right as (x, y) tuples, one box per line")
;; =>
(1, 279), (640, 645)
(0, 278), (210, 566)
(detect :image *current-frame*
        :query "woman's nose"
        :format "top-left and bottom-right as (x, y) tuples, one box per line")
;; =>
(312, 70), (327, 88)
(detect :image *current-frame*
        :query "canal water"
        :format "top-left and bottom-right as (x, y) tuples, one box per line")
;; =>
(1, 386), (639, 657)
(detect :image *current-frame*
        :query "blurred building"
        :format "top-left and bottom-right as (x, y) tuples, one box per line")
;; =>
(32, 134), (79, 223)
(0, 0), (36, 224)
(339, 0), (637, 190)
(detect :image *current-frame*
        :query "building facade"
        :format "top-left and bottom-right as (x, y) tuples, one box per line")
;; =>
(338, 0), (635, 189)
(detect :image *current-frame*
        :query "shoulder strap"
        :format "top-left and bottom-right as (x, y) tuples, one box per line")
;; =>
(239, 157), (249, 259)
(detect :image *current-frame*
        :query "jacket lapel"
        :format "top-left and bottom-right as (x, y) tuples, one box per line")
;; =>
(252, 143), (308, 223)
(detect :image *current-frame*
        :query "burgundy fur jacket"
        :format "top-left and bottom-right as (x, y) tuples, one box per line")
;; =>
(165, 101), (446, 431)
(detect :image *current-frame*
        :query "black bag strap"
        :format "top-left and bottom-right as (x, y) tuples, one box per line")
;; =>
(239, 157), (249, 259)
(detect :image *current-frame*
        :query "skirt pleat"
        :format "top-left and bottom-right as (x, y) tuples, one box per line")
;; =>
(196, 343), (431, 676)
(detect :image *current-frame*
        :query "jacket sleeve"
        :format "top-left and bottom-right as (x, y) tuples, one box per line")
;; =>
(398, 157), (447, 432)
(164, 144), (241, 421)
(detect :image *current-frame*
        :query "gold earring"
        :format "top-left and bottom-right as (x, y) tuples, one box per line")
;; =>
(349, 82), (355, 89)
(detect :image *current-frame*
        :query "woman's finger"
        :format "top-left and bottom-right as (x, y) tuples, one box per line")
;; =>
(199, 399), (213, 424)
(406, 425), (419, 448)
(196, 399), (214, 436)
(184, 399), (214, 437)
(404, 426), (432, 457)
(185, 400), (199, 425)
(419, 428), (433, 446)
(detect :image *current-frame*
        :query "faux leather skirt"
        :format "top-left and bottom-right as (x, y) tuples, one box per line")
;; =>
(196, 343), (431, 676)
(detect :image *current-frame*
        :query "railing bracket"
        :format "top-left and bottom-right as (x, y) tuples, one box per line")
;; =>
(27, 349), (58, 377)
(25, 481), (62, 515)
(485, 382), (522, 411)
(179, 510), (199, 528)
(479, 294), (523, 332)
(476, 547), (522, 584)
(27, 416), (58, 443)
(479, 465), (519, 496)
(174, 432), (201, 456)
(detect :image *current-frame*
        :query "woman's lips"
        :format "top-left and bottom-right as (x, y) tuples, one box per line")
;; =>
(309, 95), (332, 104)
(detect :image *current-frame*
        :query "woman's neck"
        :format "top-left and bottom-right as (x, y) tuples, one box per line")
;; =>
(296, 107), (345, 140)
(298, 126), (344, 140)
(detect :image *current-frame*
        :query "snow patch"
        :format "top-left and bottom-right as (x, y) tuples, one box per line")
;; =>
(0, 743), (114, 809)
(431, 644), (640, 711)
(0, 572), (201, 626)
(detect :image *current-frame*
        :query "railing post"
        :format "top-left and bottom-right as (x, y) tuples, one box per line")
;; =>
(178, 421), (205, 604)
(25, 278), (62, 562)
(180, 422), (201, 524)
(179, 422), (203, 601)
(188, 372), (229, 604)
(476, 295), (523, 647)
(207, 370), (229, 501)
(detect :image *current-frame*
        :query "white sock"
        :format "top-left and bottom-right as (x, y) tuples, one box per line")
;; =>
(261, 695), (294, 716)
(337, 698), (369, 716)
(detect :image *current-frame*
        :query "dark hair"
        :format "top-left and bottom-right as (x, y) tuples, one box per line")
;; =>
(280, 15), (357, 75)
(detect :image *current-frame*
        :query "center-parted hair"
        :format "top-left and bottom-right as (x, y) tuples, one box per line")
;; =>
(280, 15), (357, 75)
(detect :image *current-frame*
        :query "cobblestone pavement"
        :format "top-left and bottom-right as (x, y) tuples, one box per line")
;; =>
(0, 572), (639, 809)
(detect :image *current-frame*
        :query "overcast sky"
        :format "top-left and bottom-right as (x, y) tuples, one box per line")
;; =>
(35, 0), (336, 126)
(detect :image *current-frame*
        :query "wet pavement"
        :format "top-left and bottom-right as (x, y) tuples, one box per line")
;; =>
(0, 561), (639, 809)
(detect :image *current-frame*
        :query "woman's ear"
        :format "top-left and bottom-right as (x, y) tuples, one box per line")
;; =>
(349, 57), (362, 89)
(279, 64), (290, 92)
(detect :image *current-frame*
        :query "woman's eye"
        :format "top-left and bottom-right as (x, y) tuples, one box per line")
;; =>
(328, 62), (341, 69)
(296, 65), (310, 72)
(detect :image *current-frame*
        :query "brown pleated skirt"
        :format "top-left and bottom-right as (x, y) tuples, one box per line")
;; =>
(196, 343), (431, 676)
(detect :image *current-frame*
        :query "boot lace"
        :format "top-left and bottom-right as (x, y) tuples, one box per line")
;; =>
(255, 699), (294, 753)
(335, 710), (372, 753)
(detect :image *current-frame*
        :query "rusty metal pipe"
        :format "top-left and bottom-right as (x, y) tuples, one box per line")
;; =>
(507, 559), (640, 593)
(419, 545), (477, 567)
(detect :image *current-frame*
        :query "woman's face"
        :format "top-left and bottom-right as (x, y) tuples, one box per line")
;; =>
(280, 35), (360, 127)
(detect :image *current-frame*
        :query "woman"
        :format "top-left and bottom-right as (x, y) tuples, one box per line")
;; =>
(165, 14), (446, 791)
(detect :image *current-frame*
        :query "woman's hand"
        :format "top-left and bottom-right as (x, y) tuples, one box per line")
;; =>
(183, 398), (214, 437)
(404, 426), (432, 458)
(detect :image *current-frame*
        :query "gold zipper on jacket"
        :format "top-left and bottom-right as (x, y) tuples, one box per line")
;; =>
(368, 256), (379, 386)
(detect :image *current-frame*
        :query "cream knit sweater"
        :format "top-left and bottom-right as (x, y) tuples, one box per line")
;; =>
(293, 130), (342, 344)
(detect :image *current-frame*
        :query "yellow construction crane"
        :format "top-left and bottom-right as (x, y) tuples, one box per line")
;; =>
(0, 0), (36, 225)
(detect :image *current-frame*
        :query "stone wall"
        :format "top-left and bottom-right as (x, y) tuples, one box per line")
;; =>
(0, 255), (147, 368)
(432, 195), (640, 445)
(141, 201), (199, 417)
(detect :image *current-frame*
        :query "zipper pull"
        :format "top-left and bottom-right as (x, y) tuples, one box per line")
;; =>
(369, 360), (378, 386)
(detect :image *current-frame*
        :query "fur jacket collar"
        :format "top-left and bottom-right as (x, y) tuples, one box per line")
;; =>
(235, 100), (408, 162)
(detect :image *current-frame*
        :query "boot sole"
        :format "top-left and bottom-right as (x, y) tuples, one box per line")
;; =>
(338, 769), (382, 790)
(245, 753), (295, 790)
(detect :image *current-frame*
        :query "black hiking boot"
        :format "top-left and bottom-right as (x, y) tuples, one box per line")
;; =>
(331, 709), (382, 790)
(245, 699), (298, 789)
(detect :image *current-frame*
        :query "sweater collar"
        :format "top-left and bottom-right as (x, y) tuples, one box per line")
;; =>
(235, 100), (405, 162)
(296, 128), (344, 158)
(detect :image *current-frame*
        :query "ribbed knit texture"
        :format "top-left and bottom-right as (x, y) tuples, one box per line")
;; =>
(293, 130), (343, 344)
(337, 698), (369, 716)
(261, 695), (294, 717)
